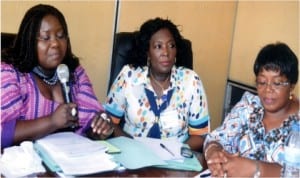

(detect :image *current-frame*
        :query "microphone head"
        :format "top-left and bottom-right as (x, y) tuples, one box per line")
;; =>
(57, 64), (69, 83)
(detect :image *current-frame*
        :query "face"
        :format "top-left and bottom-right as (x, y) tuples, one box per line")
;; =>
(256, 69), (294, 113)
(148, 28), (177, 75)
(37, 15), (67, 71)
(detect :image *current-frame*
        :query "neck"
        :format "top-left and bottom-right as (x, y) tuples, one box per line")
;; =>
(149, 68), (171, 82)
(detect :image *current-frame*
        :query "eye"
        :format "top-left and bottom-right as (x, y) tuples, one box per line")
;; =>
(154, 44), (162, 49)
(38, 35), (50, 41)
(168, 43), (176, 49)
(272, 82), (282, 87)
(56, 32), (67, 40)
(256, 80), (267, 86)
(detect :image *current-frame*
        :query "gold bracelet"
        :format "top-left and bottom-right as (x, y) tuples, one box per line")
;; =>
(204, 142), (222, 159)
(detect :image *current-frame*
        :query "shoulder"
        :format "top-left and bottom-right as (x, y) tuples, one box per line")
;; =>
(1, 62), (21, 80)
(174, 66), (201, 79)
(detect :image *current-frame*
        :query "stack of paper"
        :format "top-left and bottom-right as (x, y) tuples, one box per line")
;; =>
(107, 136), (202, 171)
(34, 132), (118, 176)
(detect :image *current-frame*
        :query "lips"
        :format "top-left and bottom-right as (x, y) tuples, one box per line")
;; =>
(262, 97), (275, 105)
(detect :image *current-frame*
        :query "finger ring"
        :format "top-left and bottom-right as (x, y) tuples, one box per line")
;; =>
(71, 108), (77, 117)
(100, 113), (110, 122)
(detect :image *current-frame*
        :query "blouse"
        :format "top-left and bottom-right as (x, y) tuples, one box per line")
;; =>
(1, 62), (103, 148)
(104, 65), (210, 142)
(204, 91), (300, 166)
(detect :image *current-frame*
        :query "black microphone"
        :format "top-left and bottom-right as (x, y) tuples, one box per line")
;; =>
(57, 64), (77, 117)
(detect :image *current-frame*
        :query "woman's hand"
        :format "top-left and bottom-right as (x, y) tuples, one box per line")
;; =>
(50, 103), (79, 129)
(87, 111), (114, 140)
(207, 149), (256, 177)
(206, 148), (228, 177)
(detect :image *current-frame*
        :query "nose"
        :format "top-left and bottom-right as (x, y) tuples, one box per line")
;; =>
(49, 38), (59, 47)
(161, 45), (169, 56)
(265, 83), (275, 92)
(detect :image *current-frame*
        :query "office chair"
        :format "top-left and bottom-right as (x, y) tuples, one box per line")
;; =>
(1, 32), (16, 50)
(107, 31), (193, 93)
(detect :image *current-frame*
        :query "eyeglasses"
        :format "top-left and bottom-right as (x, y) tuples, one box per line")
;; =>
(256, 81), (290, 90)
(37, 34), (68, 43)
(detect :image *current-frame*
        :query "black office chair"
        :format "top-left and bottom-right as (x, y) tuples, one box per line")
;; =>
(1, 32), (16, 50)
(107, 31), (193, 93)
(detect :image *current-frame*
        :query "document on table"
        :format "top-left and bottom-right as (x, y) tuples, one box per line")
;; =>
(134, 137), (184, 161)
(34, 132), (118, 176)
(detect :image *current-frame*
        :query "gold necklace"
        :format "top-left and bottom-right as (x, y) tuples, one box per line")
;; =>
(150, 71), (170, 106)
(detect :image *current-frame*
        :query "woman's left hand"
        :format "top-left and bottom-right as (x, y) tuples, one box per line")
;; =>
(220, 151), (256, 177)
(87, 111), (114, 140)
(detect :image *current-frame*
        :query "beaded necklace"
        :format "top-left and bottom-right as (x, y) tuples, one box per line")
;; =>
(32, 66), (58, 86)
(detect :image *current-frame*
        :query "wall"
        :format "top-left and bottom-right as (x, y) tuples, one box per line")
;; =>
(1, 0), (116, 105)
(230, 1), (299, 96)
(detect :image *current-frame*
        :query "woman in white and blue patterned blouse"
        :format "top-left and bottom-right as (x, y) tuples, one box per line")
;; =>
(204, 42), (299, 177)
(105, 17), (210, 151)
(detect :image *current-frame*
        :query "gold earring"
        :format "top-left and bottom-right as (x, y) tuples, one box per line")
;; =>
(289, 93), (293, 100)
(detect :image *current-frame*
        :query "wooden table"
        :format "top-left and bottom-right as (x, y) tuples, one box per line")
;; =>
(38, 152), (207, 177)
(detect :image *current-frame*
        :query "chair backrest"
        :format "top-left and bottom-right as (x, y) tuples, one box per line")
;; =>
(1, 32), (16, 50)
(107, 31), (193, 92)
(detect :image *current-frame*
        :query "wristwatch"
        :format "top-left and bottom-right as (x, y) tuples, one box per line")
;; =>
(253, 160), (261, 178)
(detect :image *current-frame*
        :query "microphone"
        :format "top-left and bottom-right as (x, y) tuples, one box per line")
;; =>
(57, 64), (77, 117)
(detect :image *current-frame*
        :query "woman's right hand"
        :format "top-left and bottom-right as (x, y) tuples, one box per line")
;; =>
(50, 103), (79, 129)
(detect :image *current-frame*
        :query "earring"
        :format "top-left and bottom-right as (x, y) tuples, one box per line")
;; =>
(174, 57), (177, 63)
(289, 93), (293, 100)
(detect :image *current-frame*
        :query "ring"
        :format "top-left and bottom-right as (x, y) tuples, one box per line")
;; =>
(100, 113), (110, 123)
(71, 108), (77, 117)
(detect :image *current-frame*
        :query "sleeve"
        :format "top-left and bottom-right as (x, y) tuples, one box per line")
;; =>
(204, 92), (253, 154)
(188, 71), (210, 136)
(72, 66), (103, 134)
(104, 65), (129, 123)
(1, 63), (23, 148)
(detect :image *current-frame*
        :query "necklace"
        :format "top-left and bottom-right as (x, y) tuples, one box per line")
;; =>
(150, 70), (170, 106)
(32, 66), (58, 86)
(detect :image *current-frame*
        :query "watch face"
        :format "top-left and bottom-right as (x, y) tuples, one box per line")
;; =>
(180, 146), (193, 158)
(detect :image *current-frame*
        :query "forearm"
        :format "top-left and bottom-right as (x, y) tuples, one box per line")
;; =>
(259, 161), (282, 177)
(14, 116), (57, 144)
(185, 135), (205, 152)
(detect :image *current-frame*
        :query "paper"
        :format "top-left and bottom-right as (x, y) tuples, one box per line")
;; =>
(107, 136), (167, 169)
(35, 132), (118, 176)
(0, 141), (46, 177)
(107, 136), (202, 171)
(96, 140), (121, 154)
(134, 137), (184, 161)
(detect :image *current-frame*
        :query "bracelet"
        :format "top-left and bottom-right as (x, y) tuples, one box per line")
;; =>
(204, 142), (222, 159)
(253, 160), (261, 178)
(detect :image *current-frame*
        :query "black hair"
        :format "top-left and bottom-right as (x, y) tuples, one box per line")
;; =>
(128, 17), (186, 67)
(1, 4), (79, 73)
(253, 42), (298, 84)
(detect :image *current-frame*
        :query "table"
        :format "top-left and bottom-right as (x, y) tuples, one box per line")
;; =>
(38, 152), (207, 177)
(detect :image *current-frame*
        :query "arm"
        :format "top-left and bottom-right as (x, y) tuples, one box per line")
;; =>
(186, 70), (210, 151)
(73, 66), (113, 139)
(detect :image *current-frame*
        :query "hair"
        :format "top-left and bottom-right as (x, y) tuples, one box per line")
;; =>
(128, 17), (186, 67)
(1, 4), (79, 73)
(253, 42), (298, 84)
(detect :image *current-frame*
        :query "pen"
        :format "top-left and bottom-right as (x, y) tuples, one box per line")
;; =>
(160, 143), (175, 156)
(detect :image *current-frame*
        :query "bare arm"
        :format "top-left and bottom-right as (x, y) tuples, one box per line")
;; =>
(185, 135), (205, 152)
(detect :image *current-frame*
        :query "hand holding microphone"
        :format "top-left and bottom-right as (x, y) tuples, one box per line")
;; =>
(57, 64), (78, 130)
